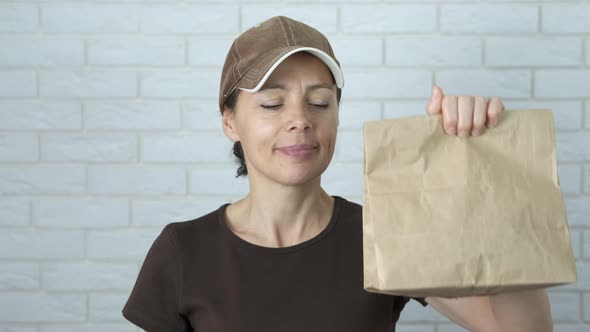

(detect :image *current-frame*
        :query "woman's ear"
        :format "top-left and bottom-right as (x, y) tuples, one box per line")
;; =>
(222, 108), (240, 142)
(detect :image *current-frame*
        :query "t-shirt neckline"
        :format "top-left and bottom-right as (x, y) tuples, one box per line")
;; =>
(217, 196), (343, 254)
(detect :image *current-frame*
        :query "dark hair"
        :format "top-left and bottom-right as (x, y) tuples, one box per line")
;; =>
(222, 87), (342, 178)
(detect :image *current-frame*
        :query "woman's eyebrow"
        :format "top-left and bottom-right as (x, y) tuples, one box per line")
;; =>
(259, 83), (286, 91)
(308, 83), (335, 92)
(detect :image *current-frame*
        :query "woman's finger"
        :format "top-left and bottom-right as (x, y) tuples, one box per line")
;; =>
(457, 96), (474, 137)
(472, 96), (487, 136)
(486, 96), (505, 128)
(442, 95), (458, 135)
(426, 85), (443, 115)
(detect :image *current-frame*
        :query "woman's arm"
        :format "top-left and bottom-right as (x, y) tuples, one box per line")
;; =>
(425, 289), (553, 332)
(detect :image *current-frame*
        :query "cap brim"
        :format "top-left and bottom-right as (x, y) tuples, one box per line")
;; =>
(237, 47), (344, 93)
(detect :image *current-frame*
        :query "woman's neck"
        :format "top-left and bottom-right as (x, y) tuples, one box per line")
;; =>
(225, 175), (334, 248)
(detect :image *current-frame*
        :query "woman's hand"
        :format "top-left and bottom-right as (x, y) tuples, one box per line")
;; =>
(425, 85), (505, 137)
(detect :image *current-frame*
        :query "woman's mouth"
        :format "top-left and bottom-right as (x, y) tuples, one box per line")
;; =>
(277, 144), (318, 158)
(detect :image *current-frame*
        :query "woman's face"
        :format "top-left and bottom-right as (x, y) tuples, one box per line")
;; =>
(222, 52), (339, 186)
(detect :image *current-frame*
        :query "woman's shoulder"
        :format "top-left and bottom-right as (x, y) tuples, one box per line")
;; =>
(333, 196), (363, 221)
(161, 203), (228, 247)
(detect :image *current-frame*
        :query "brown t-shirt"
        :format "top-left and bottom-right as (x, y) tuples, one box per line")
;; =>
(122, 196), (427, 332)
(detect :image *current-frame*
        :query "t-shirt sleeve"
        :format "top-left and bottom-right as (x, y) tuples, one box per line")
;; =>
(122, 225), (190, 332)
(392, 295), (428, 323)
(409, 296), (428, 307)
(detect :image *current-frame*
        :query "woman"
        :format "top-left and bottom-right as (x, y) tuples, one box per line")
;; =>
(122, 16), (553, 332)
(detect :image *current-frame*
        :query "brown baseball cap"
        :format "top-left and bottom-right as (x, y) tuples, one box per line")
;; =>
(218, 16), (344, 113)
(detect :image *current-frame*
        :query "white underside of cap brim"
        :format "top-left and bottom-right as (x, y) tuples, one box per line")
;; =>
(238, 47), (344, 93)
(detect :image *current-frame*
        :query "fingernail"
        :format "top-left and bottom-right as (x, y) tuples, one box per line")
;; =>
(458, 130), (469, 138)
(471, 128), (481, 136)
(446, 127), (456, 135)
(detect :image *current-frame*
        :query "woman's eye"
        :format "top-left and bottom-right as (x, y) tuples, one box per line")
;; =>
(260, 103), (329, 110)
(261, 104), (282, 110)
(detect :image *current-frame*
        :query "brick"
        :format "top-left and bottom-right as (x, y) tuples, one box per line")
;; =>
(0, 199), (29, 226)
(0, 327), (37, 332)
(0, 102), (80, 130)
(0, 37), (83, 66)
(565, 197), (590, 227)
(556, 132), (590, 161)
(142, 5), (237, 34)
(41, 325), (135, 332)
(550, 325), (590, 332)
(189, 166), (249, 195)
(41, 4), (138, 33)
(89, 166), (185, 195)
(329, 38), (382, 66)
(436, 70), (531, 98)
(342, 5), (435, 33)
(585, 293), (590, 321)
(587, 102), (590, 129)
(384, 101), (428, 119)
(587, 39), (590, 65)
(345, 69), (431, 99)
(322, 163), (362, 196)
(189, 38), (233, 67)
(0, 4), (37, 32)
(0, 165), (85, 194)
(43, 262), (137, 291)
(0, 229), (83, 259)
(40, 70), (136, 98)
(504, 101), (582, 130)
(89, 293), (130, 321)
(0, 263), (39, 290)
(535, 70), (590, 98)
(547, 292), (580, 322)
(336, 131), (363, 162)
(85, 101), (180, 130)
(140, 69), (217, 98)
(132, 198), (225, 227)
(441, 4), (537, 33)
(0, 134), (38, 162)
(34, 198), (128, 228)
(142, 133), (232, 163)
(585, 231), (590, 259)
(183, 100), (223, 130)
(486, 37), (582, 66)
(543, 4), (590, 33)
(88, 37), (185, 65)
(0, 293), (85, 322)
(338, 101), (381, 130)
(242, 5), (337, 33)
(41, 133), (137, 162)
(557, 164), (582, 195)
(437, 325), (468, 332)
(0, 71), (36, 97)
(386, 37), (481, 66)
(87, 228), (160, 260)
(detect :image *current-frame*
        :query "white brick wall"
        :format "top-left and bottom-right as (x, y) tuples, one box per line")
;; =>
(0, 1), (588, 331)
(440, 4), (538, 33)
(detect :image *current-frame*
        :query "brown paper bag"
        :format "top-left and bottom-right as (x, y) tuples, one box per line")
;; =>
(362, 109), (577, 298)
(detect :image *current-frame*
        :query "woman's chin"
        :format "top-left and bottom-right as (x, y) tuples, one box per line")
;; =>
(275, 163), (329, 186)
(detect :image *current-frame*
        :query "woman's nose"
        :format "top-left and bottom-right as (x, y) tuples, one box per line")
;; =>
(285, 104), (312, 132)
